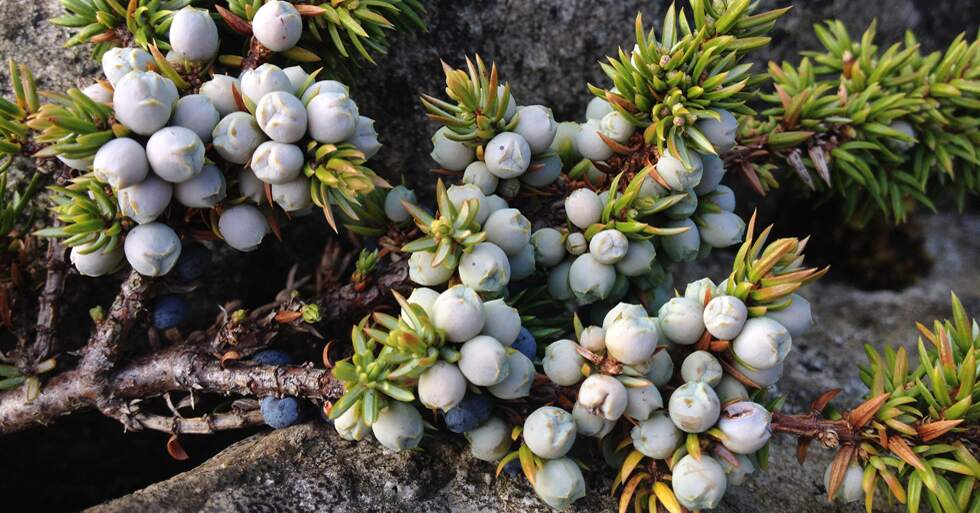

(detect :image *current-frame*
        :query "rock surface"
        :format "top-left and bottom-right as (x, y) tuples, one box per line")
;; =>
(0, 1), (977, 512)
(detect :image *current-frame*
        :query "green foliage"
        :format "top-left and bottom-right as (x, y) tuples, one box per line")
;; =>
(0, 60), (42, 244)
(329, 292), (449, 424)
(53, 0), (193, 59)
(27, 87), (118, 161)
(841, 294), (979, 513)
(303, 141), (389, 232)
(400, 179), (486, 270)
(746, 20), (980, 224)
(589, 0), (788, 168)
(34, 174), (124, 253)
(420, 54), (517, 148)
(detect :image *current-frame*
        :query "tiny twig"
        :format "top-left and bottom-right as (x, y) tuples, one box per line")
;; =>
(132, 409), (265, 435)
(21, 237), (67, 372)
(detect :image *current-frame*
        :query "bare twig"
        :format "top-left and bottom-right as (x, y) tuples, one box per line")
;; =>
(132, 409), (265, 434)
(21, 237), (67, 371)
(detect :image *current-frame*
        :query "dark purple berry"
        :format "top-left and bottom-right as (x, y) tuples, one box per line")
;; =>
(513, 327), (537, 360)
(503, 458), (522, 476)
(175, 243), (210, 282)
(444, 393), (492, 433)
(252, 349), (293, 366)
(260, 396), (302, 429)
(153, 295), (188, 329)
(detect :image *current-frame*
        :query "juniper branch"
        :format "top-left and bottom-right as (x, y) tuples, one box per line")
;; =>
(21, 237), (67, 371)
(130, 409), (266, 435)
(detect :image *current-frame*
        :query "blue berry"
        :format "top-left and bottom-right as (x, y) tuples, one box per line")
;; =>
(503, 458), (522, 476)
(252, 349), (294, 366)
(174, 243), (210, 282)
(444, 393), (492, 433)
(513, 327), (537, 360)
(260, 396), (303, 429)
(153, 295), (188, 329)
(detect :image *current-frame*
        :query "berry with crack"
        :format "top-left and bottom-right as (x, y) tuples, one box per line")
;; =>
(488, 350), (534, 399)
(684, 277), (717, 306)
(345, 116), (381, 159)
(625, 383), (664, 421)
(694, 108), (737, 154)
(574, 119), (613, 161)
(199, 75), (241, 117)
(301, 80), (348, 103)
(237, 168), (266, 204)
(564, 188), (603, 229)
(481, 299), (521, 346)
(418, 361), (467, 412)
(239, 64), (292, 104)
(703, 295), (748, 340)
(401, 287), (439, 323)
(484, 208), (531, 256)
(250, 141), (304, 184)
(578, 374), (628, 421)
(174, 164), (226, 208)
(572, 402), (615, 438)
(171, 94), (220, 144)
(631, 411), (682, 458)
(113, 71), (178, 135)
(101, 47), (152, 86)
(256, 91), (308, 143)
(655, 149), (703, 191)
(465, 416), (512, 462)
(82, 82), (113, 104)
(530, 228), (566, 268)
(513, 105), (558, 154)
(660, 219), (701, 263)
(282, 66), (308, 93)
(432, 285), (486, 342)
(764, 294), (813, 338)
(334, 405), (369, 441)
(458, 335), (510, 387)
(521, 154), (562, 187)
(668, 381), (721, 433)
(252, 349), (293, 366)
(532, 458), (587, 509)
(458, 242), (511, 292)
(93, 137), (148, 189)
(408, 251), (455, 286)
(213, 112), (268, 164)
(602, 302), (648, 329)
(124, 222), (182, 276)
(307, 91), (359, 144)
(565, 232), (587, 255)
(589, 229), (629, 264)
(578, 325), (606, 353)
(605, 317), (658, 365)
(218, 204), (268, 252)
(543, 339), (584, 386)
(153, 295), (188, 329)
(462, 161), (498, 195)
(117, 176), (173, 224)
(523, 406), (576, 459)
(717, 401), (772, 454)
(446, 183), (491, 224)
(372, 401), (424, 451)
(569, 253), (616, 304)
(512, 327), (537, 360)
(260, 396), (303, 429)
(146, 127), (205, 183)
(271, 176), (313, 212)
(732, 317), (792, 370)
(680, 350), (723, 386)
(598, 110), (635, 143)
(383, 185), (417, 223)
(444, 393), (492, 433)
(658, 297), (706, 345)
(586, 97), (613, 120)
(671, 454), (728, 510)
(251, 1), (302, 52)
(169, 6), (219, 63)
(70, 243), (123, 277)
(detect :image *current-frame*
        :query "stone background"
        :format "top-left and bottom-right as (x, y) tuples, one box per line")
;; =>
(0, 0), (977, 512)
